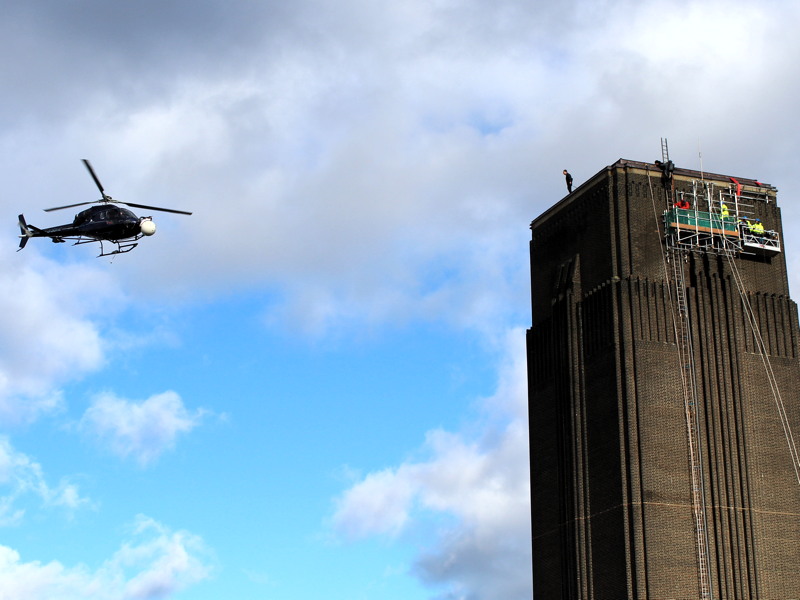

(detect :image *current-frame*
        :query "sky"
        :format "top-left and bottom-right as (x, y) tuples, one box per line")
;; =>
(1, 1), (799, 599)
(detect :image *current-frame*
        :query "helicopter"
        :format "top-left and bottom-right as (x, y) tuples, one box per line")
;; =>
(18, 159), (192, 257)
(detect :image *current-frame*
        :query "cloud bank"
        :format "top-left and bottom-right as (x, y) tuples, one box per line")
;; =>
(333, 329), (531, 599)
(0, 515), (211, 600)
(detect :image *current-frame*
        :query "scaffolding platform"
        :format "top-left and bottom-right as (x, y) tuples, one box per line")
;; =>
(666, 208), (739, 237)
(665, 207), (781, 256)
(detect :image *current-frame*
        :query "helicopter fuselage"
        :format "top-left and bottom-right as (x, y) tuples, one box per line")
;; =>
(18, 205), (157, 256)
(25, 205), (151, 242)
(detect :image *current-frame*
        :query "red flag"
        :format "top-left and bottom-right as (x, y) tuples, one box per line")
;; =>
(730, 177), (742, 198)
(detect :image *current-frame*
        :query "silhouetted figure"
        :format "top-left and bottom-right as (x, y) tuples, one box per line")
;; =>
(563, 169), (573, 193)
(655, 159), (674, 187)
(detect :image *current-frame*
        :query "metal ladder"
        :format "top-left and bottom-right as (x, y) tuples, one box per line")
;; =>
(661, 137), (670, 163)
(670, 250), (713, 599)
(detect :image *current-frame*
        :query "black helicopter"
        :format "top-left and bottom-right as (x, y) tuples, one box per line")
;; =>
(18, 159), (191, 256)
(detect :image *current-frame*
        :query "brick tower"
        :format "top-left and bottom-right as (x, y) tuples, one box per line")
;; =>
(526, 158), (800, 598)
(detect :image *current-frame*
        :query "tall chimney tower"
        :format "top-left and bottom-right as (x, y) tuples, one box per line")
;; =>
(527, 157), (800, 599)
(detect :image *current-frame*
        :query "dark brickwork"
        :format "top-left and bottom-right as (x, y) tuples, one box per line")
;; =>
(528, 159), (800, 599)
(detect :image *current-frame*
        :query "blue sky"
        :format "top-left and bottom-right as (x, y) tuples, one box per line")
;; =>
(2, 1), (800, 598)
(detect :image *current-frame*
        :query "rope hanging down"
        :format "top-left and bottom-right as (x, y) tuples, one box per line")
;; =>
(720, 238), (800, 485)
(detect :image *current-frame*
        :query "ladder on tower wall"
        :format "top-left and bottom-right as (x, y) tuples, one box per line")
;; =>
(670, 251), (713, 600)
(649, 156), (714, 598)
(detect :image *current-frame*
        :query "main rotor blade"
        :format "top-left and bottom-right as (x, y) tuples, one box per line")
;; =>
(44, 201), (96, 212)
(82, 159), (107, 197)
(122, 201), (192, 215)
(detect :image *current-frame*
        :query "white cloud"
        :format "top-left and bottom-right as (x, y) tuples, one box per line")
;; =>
(332, 329), (531, 599)
(0, 515), (211, 600)
(0, 253), (120, 425)
(0, 436), (89, 526)
(120, 516), (212, 599)
(79, 391), (204, 466)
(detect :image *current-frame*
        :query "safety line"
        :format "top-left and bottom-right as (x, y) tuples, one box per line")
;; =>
(721, 238), (800, 486)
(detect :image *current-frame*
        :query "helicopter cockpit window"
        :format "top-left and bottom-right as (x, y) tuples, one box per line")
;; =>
(100, 208), (121, 221)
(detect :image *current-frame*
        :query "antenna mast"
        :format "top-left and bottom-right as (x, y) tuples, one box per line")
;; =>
(698, 139), (705, 181)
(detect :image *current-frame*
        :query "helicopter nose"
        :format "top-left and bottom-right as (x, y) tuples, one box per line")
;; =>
(140, 219), (156, 236)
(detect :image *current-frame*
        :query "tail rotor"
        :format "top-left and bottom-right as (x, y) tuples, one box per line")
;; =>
(17, 214), (32, 250)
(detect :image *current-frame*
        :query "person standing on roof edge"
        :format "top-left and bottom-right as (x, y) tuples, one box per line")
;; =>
(563, 169), (573, 193)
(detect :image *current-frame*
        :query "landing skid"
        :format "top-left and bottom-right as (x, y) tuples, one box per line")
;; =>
(73, 237), (139, 257)
(98, 241), (138, 257)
